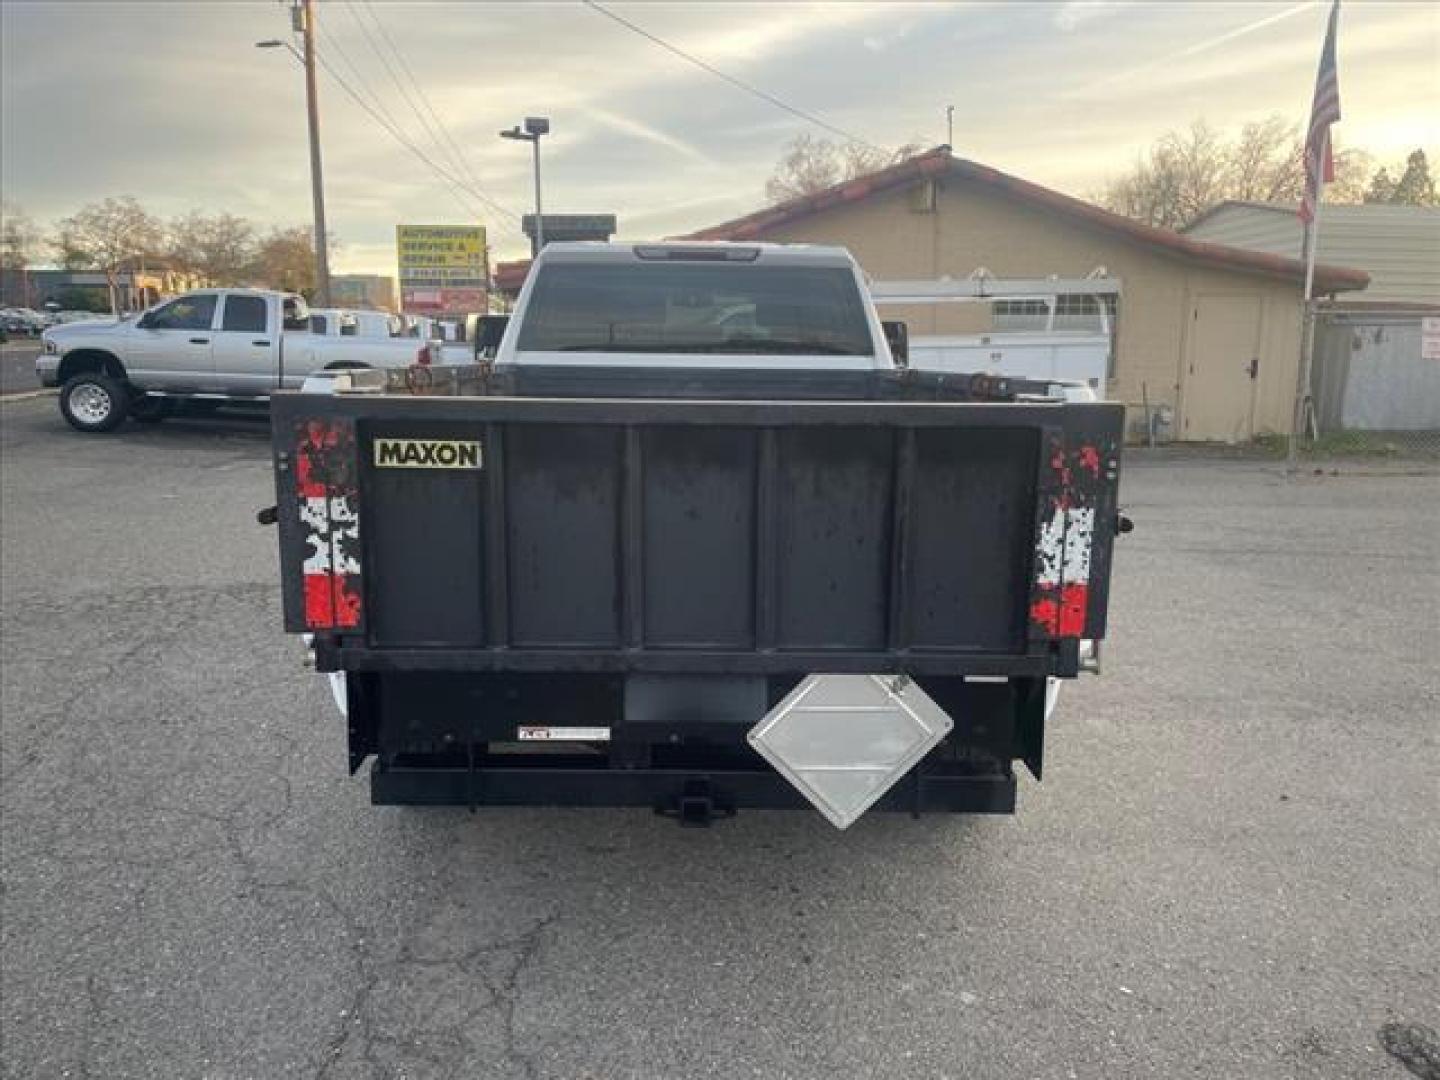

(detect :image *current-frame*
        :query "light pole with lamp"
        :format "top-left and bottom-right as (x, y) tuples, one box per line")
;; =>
(256, 1), (330, 306)
(500, 117), (550, 257)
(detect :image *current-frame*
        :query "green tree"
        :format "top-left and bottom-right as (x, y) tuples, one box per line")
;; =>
(55, 287), (111, 312)
(1365, 167), (1397, 204)
(1390, 150), (1437, 206)
(1362, 150), (1438, 206)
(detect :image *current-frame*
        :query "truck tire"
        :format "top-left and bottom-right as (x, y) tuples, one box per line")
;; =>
(59, 371), (130, 433)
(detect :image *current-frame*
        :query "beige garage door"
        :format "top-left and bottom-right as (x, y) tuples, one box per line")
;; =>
(1182, 294), (1262, 442)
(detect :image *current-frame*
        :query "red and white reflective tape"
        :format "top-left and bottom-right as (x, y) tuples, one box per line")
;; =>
(295, 419), (363, 630)
(1030, 506), (1093, 637)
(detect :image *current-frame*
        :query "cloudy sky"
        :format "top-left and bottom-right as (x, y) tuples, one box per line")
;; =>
(3, 1), (1436, 273)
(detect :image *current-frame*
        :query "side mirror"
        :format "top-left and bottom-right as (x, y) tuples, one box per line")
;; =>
(475, 315), (509, 360)
(881, 320), (908, 366)
(136, 312), (155, 330)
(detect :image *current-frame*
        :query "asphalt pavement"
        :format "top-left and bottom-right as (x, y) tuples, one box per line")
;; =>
(0, 340), (45, 397)
(2, 397), (1437, 1079)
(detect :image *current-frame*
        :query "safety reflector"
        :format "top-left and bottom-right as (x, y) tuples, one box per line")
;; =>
(747, 674), (953, 830)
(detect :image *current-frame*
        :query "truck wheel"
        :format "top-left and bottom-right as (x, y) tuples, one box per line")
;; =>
(130, 396), (173, 423)
(59, 371), (130, 433)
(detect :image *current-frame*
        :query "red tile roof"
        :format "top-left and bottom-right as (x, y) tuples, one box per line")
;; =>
(679, 147), (1369, 294)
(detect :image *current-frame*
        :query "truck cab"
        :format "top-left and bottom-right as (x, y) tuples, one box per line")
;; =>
(497, 241), (895, 371)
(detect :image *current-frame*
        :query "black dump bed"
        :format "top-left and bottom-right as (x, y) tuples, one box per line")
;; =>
(268, 366), (1125, 816)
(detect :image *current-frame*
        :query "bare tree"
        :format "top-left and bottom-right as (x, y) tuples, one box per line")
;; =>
(766, 135), (924, 204)
(1099, 115), (1371, 229)
(249, 226), (336, 299)
(1, 201), (42, 306)
(168, 211), (257, 286)
(53, 197), (164, 314)
(1227, 116), (1303, 204)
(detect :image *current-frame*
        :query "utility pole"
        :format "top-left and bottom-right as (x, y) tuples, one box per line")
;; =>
(946, 105), (954, 149)
(299, 0), (331, 306)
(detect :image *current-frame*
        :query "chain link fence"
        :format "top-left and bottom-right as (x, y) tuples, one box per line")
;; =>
(1292, 306), (1440, 462)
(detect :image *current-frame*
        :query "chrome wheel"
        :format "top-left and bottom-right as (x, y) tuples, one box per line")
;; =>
(69, 383), (113, 424)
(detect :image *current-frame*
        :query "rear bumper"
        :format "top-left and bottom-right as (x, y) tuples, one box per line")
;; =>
(371, 757), (1016, 815)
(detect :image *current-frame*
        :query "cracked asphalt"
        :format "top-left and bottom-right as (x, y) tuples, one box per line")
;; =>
(2, 396), (1437, 1080)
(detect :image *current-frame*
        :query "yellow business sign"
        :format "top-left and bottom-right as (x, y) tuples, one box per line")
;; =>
(396, 225), (488, 314)
(396, 225), (487, 270)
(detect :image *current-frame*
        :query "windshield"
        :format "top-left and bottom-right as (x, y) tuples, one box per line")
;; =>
(516, 262), (875, 356)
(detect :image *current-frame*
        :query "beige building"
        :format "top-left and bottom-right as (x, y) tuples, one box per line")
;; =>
(684, 149), (1370, 441)
(331, 273), (399, 311)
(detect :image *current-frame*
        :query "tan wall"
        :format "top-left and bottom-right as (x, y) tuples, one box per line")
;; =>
(753, 177), (1306, 438)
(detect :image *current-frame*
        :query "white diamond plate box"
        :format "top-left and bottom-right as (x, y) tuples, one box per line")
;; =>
(747, 674), (953, 830)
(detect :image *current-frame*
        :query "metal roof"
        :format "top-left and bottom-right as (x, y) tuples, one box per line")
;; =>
(1183, 201), (1439, 304)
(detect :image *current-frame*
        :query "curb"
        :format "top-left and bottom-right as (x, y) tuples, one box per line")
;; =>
(0, 389), (57, 403)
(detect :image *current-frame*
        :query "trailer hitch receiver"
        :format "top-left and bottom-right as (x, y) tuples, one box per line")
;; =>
(656, 779), (736, 827)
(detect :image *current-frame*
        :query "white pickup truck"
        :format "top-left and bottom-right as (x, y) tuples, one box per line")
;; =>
(272, 241), (1126, 824)
(37, 288), (445, 433)
(309, 308), (404, 339)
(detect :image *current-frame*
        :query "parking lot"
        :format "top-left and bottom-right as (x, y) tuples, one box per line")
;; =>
(0, 340), (44, 398)
(1, 395), (1436, 1079)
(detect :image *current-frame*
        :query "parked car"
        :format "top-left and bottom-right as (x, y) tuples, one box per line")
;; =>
(37, 288), (449, 432)
(1, 307), (46, 336)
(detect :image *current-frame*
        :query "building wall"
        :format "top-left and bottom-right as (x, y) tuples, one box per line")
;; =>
(1186, 204), (1440, 304)
(750, 177), (1308, 438)
(331, 274), (398, 311)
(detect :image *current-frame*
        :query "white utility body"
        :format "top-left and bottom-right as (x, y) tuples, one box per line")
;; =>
(870, 271), (1120, 393)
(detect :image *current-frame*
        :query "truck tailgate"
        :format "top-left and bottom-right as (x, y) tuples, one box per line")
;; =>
(271, 393), (1123, 678)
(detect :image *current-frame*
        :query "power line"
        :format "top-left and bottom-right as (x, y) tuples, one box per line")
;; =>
(341, 0), (478, 201)
(581, 0), (883, 153)
(355, 0), (507, 218)
(314, 20), (407, 138)
(309, 44), (517, 223)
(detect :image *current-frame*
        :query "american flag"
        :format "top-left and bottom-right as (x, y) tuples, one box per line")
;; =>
(1299, 0), (1342, 224)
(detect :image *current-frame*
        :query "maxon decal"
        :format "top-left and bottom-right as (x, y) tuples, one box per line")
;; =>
(374, 438), (483, 469)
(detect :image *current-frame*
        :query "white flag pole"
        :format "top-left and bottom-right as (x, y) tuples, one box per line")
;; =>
(1289, 134), (1327, 467)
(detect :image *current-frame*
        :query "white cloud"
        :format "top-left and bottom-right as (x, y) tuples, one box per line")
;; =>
(1053, 2), (1132, 33)
(579, 108), (713, 165)
(1069, 1), (1319, 97)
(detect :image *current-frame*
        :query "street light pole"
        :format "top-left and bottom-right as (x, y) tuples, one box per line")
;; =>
(299, 0), (330, 306)
(500, 117), (550, 258)
(531, 137), (544, 255)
